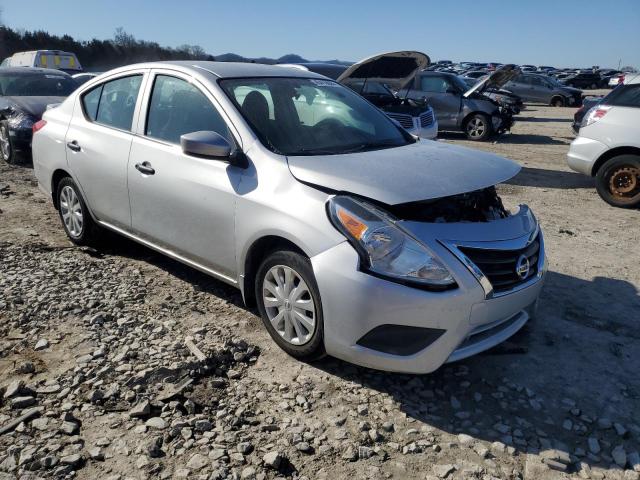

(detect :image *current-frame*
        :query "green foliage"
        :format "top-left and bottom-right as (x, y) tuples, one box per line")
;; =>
(0, 26), (214, 70)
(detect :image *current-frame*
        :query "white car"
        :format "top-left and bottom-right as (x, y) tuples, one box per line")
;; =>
(567, 73), (640, 207)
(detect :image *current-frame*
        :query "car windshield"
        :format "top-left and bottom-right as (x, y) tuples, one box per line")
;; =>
(0, 73), (76, 97)
(450, 75), (471, 92)
(220, 77), (414, 156)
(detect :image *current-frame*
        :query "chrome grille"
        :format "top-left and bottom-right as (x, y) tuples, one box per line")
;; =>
(420, 110), (435, 127)
(386, 113), (414, 129)
(458, 235), (540, 294)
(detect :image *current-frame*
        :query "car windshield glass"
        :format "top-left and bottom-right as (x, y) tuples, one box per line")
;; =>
(0, 73), (76, 96)
(450, 76), (470, 91)
(220, 77), (414, 156)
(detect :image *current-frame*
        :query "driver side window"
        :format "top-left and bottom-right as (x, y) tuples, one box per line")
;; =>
(420, 76), (448, 93)
(82, 75), (143, 131)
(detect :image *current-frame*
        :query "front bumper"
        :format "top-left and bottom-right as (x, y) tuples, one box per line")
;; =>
(567, 135), (608, 176)
(8, 126), (33, 152)
(312, 211), (546, 374)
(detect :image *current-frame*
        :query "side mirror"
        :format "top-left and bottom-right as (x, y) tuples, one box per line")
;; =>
(181, 131), (232, 159)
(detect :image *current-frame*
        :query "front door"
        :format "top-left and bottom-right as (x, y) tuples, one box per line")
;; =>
(410, 75), (461, 129)
(127, 72), (241, 279)
(65, 72), (146, 228)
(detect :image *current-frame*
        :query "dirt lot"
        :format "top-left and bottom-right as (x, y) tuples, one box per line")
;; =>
(0, 102), (638, 480)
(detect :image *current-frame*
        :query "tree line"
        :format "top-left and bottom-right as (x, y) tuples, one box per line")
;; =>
(0, 25), (214, 70)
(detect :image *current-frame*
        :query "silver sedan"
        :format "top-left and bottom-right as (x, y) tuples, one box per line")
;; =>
(32, 61), (546, 373)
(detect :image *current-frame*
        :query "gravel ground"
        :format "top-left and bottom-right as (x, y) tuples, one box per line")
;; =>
(0, 102), (638, 480)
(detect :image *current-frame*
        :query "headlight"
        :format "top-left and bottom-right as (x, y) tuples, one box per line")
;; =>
(327, 196), (456, 289)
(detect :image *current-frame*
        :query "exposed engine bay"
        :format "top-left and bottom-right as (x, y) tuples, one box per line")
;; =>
(386, 186), (510, 223)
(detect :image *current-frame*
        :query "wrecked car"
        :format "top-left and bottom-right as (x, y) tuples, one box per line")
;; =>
(401, 64), (521, 141)
(33, 61), (546, 373)
(1, 67), (77, 164)
(280, 51), (438, 140)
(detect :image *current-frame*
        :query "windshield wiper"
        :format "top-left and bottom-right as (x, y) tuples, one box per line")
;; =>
(292, 141), (402, 156)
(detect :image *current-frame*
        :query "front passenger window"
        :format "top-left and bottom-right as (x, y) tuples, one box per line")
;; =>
(146, 75), (231, 145)
(420, 77), (449, 93)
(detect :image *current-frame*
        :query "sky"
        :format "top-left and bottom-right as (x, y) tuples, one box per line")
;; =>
(2, 0), (639, 68)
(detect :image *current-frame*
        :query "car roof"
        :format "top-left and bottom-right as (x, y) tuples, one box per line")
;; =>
(0, 67), (73, 77)
(106, 61), (328, 80)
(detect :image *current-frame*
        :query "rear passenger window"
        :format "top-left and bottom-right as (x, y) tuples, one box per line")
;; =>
(145, 75), (231, 144)
(82, 86), (101, 121)
(605, 84), (640, 108)
(82, 75), (143, 131)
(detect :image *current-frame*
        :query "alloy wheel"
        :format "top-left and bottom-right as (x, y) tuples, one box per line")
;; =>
(0, 125), (10, 161)
(262, 265), (316, 345)
(59, 185), (84, 238)
(467, 118), (486, 139)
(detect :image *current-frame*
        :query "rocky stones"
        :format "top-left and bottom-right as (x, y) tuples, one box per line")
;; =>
(10, 396), (36, 409)
(588, 436), (601, 454)
(146, 436), (164, 458)
(145, 417), (167, 430)
(128, 400), (151, 418)
(433, 464), (456, 478)
(34, 338), (49, 350)
(59, 453), (83, 467)
(263, 451), (283, 469)
(612, 445), (628, 468)
(3, 380), (24, 399)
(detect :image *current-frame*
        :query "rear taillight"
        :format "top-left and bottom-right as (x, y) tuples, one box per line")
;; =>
(32, 120), (47, 134)
(583, 106), (611, 127)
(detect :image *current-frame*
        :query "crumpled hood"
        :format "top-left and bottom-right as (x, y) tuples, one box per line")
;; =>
(337, 51), (430, 90)
(2, 96), (66, 118)
(464, 65), (521, 98)
(287, 141), (521, 205)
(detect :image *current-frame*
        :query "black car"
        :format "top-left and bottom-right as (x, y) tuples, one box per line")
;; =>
(559, 72), (602, 89)
(0, 68), (77, 164)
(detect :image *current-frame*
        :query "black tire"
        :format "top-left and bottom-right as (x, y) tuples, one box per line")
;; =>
(590, 83), (597, 90)
(56, 177), (101, 245)
(595, 155), (640, 208)
(255, 250), (325, 361)
(0, 120), (17, 164)
(463, 113), (492, 141)
(551, 96), (565, 107)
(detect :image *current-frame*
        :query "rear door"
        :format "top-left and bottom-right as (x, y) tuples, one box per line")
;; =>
(127, 70), (242, 279)
(65, 70), (148, 229)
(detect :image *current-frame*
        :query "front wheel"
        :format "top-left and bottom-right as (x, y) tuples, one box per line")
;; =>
(0, 120), (16, 164)
(255, 250), (325, 361)
(464, 113), (492, 141)
(56, 177), (101, 245)
(595, 155), (640, 208)
(551, 97), (565, 107)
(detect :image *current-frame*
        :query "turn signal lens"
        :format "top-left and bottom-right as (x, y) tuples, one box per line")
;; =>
(32, 120), (47, 134)
(336, 207), (368, 240)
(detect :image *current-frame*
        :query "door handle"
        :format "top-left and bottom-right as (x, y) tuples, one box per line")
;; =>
(135, 162), (155, 175)
(66, 141), (81, 152)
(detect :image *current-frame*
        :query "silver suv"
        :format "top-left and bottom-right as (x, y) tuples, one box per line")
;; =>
(32, 61), (546, 373)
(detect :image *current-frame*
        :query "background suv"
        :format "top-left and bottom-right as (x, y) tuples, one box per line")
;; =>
(567, 74), (640, 208)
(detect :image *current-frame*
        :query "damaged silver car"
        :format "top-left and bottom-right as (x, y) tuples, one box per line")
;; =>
(33, 61), (546, 373)
(402, 65), (521, 141)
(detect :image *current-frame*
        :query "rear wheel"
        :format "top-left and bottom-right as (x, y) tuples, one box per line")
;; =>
(464, 113), (492, 141)
(551, 96), (565, 107)
(595, 155), (640, 208)
(0, 120), (16, 164)
(255, 250), (325, 361)
(56, 177), (100, 245)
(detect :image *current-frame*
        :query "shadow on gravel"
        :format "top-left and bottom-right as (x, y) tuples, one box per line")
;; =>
(94, 232), (248, 311)
(496, 134), (570, 145)
(312, 271), (640, 475)
(516, 116), (573, 123)
(507, 167), (595, 189)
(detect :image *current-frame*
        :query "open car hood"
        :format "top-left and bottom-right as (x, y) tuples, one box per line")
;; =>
(463, 65), (521, 98)
(337, 51), (430, 90)
(287, 141), (521, 205)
